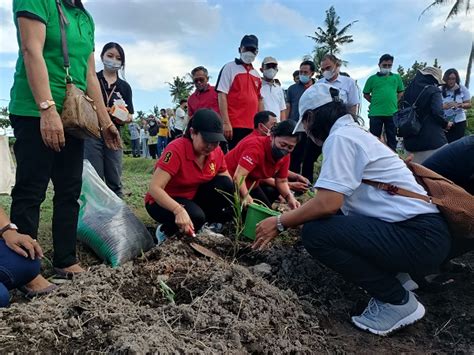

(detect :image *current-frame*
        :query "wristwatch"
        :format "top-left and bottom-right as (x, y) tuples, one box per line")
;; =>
(0, 223), (18, 237)
(276, 215), (285, 232)
(38, 100), (56, 111)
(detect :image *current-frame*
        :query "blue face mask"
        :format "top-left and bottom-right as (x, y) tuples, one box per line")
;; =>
(299, 75), (310, 84)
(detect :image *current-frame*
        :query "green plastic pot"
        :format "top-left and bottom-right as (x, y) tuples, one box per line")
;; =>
(242, 203), (280, 240)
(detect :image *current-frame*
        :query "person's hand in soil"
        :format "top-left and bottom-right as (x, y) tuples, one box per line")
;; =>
(287, 195), (300, 209)
(2, 230), (43, 260)
(288, 181), (309, 192)
(174, 207), (194, 234)
(253, 216), (278, 250)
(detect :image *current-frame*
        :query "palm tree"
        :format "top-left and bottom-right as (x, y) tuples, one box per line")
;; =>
(166, 76), (194, 104)
(420, 0), (472, 87)
(307, 6), (358, 55)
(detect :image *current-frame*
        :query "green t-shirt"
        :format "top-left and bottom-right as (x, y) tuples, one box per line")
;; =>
(9, 0), (95, 117)
(363, 72), (404, 117)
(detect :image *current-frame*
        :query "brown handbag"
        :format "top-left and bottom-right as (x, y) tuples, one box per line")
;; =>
(56, 0), (100, 139)
(363, 162), (474, 239)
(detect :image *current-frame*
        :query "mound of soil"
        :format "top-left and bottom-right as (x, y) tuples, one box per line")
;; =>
(1, 232), (473, 353)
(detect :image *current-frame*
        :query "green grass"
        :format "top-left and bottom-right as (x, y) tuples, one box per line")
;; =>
(0, 156), (157, 267)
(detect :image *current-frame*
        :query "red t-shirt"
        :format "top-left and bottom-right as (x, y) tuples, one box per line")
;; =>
(145, 137), (227, 204)
(187, 85), (220, 118)
(225, 135), (290, 188)
(216, 59), (262, 129)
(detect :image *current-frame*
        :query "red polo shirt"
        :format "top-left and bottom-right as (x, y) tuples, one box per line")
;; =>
(216, 59), (262, 129)
(145, 137), (227, 204)
(187, 85), (220, 118)
(225, 135), (290, 188)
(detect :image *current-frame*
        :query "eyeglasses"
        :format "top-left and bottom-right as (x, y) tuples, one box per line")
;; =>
(380, 64), (392, 68)
(193, 77), (206, 84)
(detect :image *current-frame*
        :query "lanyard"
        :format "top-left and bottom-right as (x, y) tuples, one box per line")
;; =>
(100, 78), (117, 108)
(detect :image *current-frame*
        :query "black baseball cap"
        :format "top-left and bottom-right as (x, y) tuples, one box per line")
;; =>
(240, 34), (258, 50)
(191, 109), (227, 143)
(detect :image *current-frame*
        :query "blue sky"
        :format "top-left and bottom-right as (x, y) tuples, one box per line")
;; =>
(0, 0), (472, 120)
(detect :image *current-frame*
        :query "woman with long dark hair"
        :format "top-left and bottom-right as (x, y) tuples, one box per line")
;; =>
(84, 42), (134, 198)
(254, 83), (451, 336)
(440, 68), (471, 143)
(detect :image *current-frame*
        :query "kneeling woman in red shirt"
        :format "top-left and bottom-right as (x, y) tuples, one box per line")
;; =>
(145, 109), (233, 238)
(225, 120), (301, 209)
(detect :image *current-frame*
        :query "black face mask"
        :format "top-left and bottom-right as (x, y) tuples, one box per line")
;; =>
(271, 144), (290, 160)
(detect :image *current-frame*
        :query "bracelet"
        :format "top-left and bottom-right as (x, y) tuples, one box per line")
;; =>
(100, 122), (114, 131)
(172, 205), (184, 215)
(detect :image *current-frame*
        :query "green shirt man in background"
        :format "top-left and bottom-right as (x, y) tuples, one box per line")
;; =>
(363, 53), (404, 151)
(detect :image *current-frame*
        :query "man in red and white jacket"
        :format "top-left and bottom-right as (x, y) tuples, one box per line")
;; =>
(216, 34), (264, 150)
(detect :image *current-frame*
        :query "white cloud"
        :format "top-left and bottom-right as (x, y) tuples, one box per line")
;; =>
(258, 2), (315, 34)
(344, 65), (377, 80)
(0, 5), (18, 54)
(102, 40), (198, 91)
(340, 27), (378, 55)
(273, 58), (303, 88)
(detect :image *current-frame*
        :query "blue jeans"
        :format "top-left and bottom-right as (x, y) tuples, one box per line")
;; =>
(131, 139), (140, 157)
(157, 136), (168, 157)
(0, 239), (41, 307)
(302, 213), (451, 304)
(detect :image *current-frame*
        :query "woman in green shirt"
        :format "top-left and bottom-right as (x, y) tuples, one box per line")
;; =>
(8, 0), (121, 295)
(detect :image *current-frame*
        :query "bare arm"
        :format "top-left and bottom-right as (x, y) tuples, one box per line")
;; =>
(349, 105), (358, 116)
(18, 17), (64, 152)
(397, 92), (404, 101)
(275, 178), (299, 209)
(280, 109), (287, 120)
(363, 93), (371, 103)
(148, 168), (194, 233)
(218, 92), (232, 140)
(233, 165), (254, 205)
(285, 103), (291, 120)
(253, 189), (344, 250)
(258, 98), (264, 111)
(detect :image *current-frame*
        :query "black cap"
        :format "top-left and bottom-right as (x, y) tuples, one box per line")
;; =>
(240, 34), (258, 50)
(191, 109), (227, 143)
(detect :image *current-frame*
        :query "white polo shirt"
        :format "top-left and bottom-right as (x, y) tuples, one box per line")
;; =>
(315, 114), (439, 222)
(318, 75), (360, 107)
(441, 84), (471, 123)
(260, 80), (286, 121)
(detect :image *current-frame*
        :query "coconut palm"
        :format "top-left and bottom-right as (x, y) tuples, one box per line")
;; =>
(167, 76), (194, 104)
(307, 6), (358, 55)
(420, 0), (472, 87)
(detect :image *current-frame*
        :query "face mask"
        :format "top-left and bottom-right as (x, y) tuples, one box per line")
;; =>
(380, 67), (391, 75)
(240, 51), (256, 64)
(322, 70), (334, 81)
(271, 143), (290, 160)
(299, 75), (310, 84)
(103, 58), (122, 72)
(263, 68), (277, 80)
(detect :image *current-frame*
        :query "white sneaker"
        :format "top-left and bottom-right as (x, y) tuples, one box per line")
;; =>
(352, 291), (425, 336)
(396, 273), (419, 291)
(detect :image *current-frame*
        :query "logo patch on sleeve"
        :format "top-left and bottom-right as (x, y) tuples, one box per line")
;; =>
(163, 151), (172, 163)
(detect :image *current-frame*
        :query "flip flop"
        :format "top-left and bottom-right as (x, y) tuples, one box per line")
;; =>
(18, 284), (59, 300)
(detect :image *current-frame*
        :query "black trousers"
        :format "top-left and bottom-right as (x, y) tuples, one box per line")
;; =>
(301, 138), (322, 183)
(148, 143), (157, 159)
(446, 121), (466, 143)
(290, 133), (306, 174)
(302, 213), (451, 303)
(228, 128), (253, 150)
(251, 185), (279, 208)
(369, 115), (397, 151)
(146, 175), (234, 236)
(9, 115), (84, 268)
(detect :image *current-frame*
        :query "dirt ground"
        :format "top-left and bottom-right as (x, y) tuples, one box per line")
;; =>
(0, 230), (473, 354)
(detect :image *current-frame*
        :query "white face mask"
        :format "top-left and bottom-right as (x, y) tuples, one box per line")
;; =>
(322, 69), (334, 81)
(380, 67), (391, 75)
(240, 51), (256, 64)
(263, 68), (278, 80)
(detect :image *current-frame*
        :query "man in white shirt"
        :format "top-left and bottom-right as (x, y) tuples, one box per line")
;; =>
(318, 54), (360, 115)
(259, 56), (287, 122)
(174, 99), (188, 138)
